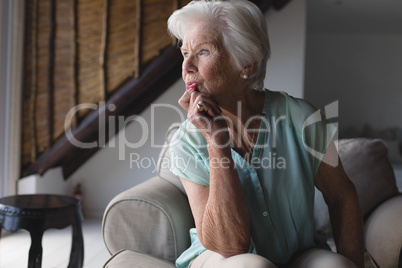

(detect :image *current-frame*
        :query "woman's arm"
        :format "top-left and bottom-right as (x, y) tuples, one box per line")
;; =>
(178, 90), (251, 257)
(314, 141), (364, 268)
(180, 146), (250, 257)
(181, 139), (250, 257)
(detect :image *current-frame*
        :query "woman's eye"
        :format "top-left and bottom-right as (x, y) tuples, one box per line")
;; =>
(199, 49), (209, 56)
(182, 52), (189, 58)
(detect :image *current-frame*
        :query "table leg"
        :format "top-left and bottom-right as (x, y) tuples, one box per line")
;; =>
(0, 228), (2, 265)
(68, 216), (84, 268)
(28, 229), (44, 268)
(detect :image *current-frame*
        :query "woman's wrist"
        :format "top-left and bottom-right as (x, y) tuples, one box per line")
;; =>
(207, 141), (231, 154)
(207, 143), (233, 170)
(206, 128), (231, 147)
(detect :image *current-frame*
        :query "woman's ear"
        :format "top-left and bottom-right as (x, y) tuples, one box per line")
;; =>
(242, 61), (256, 78)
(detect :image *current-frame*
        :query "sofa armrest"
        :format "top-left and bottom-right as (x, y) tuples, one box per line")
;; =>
(102, 177), (194, 264)
(365, 194), (402, 268)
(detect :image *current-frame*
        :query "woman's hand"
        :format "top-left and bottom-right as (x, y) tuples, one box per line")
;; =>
(178, 89), (229, 147)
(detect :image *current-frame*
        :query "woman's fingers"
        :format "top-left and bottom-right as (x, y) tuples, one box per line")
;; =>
(178, 90), (191, 111)
(179, 89), (222, 117)
(189, 93), (222, 118)
(179, 90), (229, 144)
(179, 89), (227, 142)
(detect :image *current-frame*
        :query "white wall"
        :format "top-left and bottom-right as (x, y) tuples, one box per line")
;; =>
(264, 0), (306, 98)
(304, 32), (402, 136)
(18, 167), (74, 196)
(23, 1), (307, 218)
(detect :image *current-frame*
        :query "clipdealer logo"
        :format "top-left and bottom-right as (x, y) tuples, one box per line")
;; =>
(64, 100), (339, 169)
(64, 102), (186, 160)
(302, 101), (339, 167)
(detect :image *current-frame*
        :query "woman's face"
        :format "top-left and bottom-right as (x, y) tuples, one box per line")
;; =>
(181, 20), (244, 107)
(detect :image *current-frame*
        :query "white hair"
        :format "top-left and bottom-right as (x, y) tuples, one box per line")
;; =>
(167, 0), (270, 91)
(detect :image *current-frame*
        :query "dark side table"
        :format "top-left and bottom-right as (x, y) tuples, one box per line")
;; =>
(0, 194), (84, 268)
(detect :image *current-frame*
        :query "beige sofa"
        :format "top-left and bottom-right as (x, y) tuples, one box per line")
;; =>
(102, 124), (402, 268)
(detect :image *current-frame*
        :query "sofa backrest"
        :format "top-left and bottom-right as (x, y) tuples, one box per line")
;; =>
(338, 138), (399, 215)
(314, 138), (400, 239)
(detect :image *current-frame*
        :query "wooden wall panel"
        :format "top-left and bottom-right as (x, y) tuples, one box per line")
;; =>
(22, 0), (36, 166)
(35, 0), (51, 152)
(77, 0), (104, 118)
(141, 0), (173, 65)
(107, 0), (136, 94)
(53, 0), (76, 139)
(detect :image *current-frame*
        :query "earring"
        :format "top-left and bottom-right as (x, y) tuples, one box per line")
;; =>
(243, 74), (248, 79)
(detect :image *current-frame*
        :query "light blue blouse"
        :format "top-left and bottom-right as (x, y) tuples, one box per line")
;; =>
(169, 90), (337, 268)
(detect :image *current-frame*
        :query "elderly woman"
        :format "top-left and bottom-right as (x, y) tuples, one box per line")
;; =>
(167, 1), (364, 268)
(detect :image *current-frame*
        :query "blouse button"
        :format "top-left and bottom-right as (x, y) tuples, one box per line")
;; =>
(263, 211), (268, 217)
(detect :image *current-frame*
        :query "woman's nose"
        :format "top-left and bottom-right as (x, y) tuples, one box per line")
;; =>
(182, 57), (197, 74)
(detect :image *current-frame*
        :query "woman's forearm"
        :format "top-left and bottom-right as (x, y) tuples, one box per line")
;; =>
(199, 145), (251, 257)
(329, 185), (364, 268)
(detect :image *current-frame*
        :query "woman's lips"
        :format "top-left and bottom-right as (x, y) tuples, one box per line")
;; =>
(186, 82), (198, 92)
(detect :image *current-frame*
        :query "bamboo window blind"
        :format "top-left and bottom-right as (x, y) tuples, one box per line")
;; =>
(21, 0), (190, 173)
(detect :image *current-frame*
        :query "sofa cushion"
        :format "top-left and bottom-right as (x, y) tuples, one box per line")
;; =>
(364, 195), (402, 268)
(314, 138), (400, 240)
(103, 250), (176, 268)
